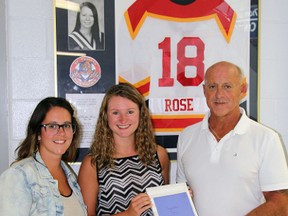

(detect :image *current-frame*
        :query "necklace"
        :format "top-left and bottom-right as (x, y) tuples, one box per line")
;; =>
(209, 125), (222, 140)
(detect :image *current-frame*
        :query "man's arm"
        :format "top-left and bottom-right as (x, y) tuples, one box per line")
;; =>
(246, 190), (288, 216)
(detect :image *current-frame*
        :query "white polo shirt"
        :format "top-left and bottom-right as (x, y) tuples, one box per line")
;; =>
(176, 108), (288, 216)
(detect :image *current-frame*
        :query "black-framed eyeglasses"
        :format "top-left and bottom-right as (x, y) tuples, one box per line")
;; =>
(41, 123), (76, 135)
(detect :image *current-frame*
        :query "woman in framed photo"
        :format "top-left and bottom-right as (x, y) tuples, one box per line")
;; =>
(69, 1), (104, 50)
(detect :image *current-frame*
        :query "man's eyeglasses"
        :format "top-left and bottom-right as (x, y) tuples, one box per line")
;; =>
(41, 123), (76, 135)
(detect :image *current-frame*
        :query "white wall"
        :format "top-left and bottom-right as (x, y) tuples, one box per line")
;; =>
(1, 0), (288, 174)
(259, 0), (288, 152)
(5, 0), (55, 166)
(0, 0), (9, 173)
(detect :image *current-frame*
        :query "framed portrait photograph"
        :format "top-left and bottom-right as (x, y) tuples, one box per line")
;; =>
(67, 0), (105, 51)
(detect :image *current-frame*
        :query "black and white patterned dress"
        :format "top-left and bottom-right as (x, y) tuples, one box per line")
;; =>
(97, 154), (164, 215)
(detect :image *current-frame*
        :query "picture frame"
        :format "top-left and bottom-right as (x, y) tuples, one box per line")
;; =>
(54, 0), (115, 98)
(54, 0), (115, 158)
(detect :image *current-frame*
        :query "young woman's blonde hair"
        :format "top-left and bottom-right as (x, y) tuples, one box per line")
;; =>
(89, 82), (157, 169)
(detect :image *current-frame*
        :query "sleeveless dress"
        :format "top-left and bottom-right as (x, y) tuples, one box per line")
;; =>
(97, 154), (164, 215)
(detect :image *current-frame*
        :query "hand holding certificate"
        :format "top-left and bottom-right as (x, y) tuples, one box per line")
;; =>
(146, 183), (198, 216)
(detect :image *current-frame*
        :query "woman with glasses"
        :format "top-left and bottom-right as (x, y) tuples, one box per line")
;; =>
(0, 97), (87, 216)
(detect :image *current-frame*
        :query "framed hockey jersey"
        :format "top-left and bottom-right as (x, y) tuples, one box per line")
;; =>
(115, 0), (257, 161)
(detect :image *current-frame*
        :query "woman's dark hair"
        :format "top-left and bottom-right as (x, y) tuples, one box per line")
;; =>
(73, 2), (101, 44)
(15, 97), (80, 162)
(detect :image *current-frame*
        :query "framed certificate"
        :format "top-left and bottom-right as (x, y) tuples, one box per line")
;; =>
(146, 183), (198, 216)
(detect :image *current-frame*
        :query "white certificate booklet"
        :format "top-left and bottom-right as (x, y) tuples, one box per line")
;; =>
(146, 183), (198, 216)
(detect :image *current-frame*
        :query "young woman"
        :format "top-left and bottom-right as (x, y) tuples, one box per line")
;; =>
(69, 2), (104, 50)
(78, 83), (170, 215)
(0, 97), (87, 215)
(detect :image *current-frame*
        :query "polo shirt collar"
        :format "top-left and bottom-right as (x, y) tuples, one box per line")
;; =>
(201, 107), (250, 136)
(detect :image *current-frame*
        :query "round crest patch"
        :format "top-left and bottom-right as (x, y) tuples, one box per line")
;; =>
(69, 56), (101, 88)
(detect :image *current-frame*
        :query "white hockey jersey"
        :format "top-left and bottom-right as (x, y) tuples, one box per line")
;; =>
(116, 0), (250, 134)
